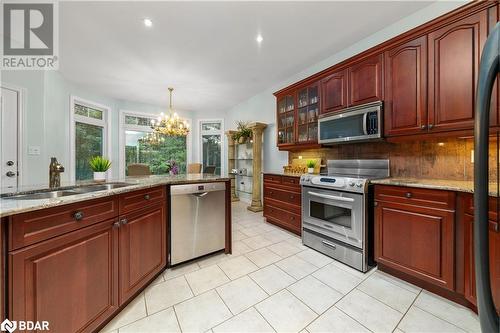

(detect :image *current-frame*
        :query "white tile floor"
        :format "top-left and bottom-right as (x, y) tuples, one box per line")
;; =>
(100, 201), (481, 333)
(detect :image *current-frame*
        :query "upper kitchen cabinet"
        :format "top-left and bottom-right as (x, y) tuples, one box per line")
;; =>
(297, 84), (319, 143)
(427, 10), (488, 133)
(277, 94), (296, 147)
(320, 69), (347, 115)
(348, 53), (384, 106)
(384, 36), (428, 136)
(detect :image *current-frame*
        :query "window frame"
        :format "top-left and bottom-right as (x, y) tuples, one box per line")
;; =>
(69, 95), (111, 182)
(198, 119), (224, 175)
(119, 109), (192, 177)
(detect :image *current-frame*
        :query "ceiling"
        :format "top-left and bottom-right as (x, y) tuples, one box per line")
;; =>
(59, 1), (434, 113)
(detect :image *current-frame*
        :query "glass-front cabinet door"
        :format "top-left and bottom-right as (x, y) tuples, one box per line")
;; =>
(297, 85), (319, 143)
(277, 94), (295, 145)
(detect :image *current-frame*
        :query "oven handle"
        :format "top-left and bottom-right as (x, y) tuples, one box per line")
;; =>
(362, 112), (368, 135)
(307, 191), (355, 202)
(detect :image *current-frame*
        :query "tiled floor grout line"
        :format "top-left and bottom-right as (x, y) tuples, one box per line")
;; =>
(412, 303), (470, 332)
(171, 305), (183, 332)
(391, 289), (422, 333)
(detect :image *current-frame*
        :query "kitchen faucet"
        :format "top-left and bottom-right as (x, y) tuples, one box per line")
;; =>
(49, 157), (65, 189)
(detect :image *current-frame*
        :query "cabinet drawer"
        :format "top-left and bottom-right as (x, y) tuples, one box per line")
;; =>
(375, 185), (455, 210)
(264, 204), (300, 230)
(264, 186), (300, 206)
(119, 186), (166, 214)
(282, 176), (300, 187)
(462, 194), (498, 222)
(263, 174), (282, 185)
(10, 197), (118, 250)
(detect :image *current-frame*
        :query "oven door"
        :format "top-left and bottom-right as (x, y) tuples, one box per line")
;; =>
(302, 186), (364, 248)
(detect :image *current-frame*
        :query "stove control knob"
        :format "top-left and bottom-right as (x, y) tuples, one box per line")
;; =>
(349, 182), (355, 187)
(356, 183), (363, 188)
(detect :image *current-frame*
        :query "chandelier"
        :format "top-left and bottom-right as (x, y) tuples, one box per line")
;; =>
(138, 132), (165, 146)
(150, 87), (190, 136)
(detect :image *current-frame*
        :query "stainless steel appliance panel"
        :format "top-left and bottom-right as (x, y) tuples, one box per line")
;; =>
(318, 101), (382, 144)
(170, 182), (226, 265)
(302, 228), (365, 271)
(302, 186), (364, 248)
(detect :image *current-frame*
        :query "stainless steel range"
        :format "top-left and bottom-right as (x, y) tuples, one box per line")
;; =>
(300, 159), (389, 272)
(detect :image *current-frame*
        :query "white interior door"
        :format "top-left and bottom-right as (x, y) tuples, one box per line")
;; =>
(1, 87), (19, 192)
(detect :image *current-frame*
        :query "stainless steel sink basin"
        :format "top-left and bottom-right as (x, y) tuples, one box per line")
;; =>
(72, 183), (132, 193)
(2, 183), (133, 200)
(4, 190), (79, 200)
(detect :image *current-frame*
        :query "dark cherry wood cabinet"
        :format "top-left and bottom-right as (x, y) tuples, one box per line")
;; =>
(384, 36), (428, 136)
(9, 219), (119, 333)
(7, 185), (168, 333)
(277, 93), (296, 148)
(348, 54), (384, 106)
(297, 84), (319, 144)
(263, 174), (301, 235)
(274, 2), (498, 147)
(320, 69), (348, 115)
(427, 10), (488, 133)
(119, 203), (167, 303)
(374, 186), (455, 290)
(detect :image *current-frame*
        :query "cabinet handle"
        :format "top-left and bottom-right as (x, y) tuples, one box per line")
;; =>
(73, 211), (84, 221)
(405, 192), (412, 198)
(144, 194), (151, 200)
(120, 218), (128, 225)
(374, 201), (378, 207)
(113, 221), (121, 228)
(290, 195), (295, 199)
(421, 125), (427, 130)
(290, 216), (295, 221)
(428, 124), (434, 129)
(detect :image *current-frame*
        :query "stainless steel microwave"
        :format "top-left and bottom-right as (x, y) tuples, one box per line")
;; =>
(318, 101), (383, 144)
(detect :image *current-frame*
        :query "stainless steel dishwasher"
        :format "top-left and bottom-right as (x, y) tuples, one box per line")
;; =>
(170, 182), (226, 265)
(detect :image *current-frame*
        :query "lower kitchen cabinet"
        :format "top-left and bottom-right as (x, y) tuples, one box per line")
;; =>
(463, 209), (500, 313)
(374, 186), (455, 290)
(119, 203), (167, 303)
(9, 219), (119, 333)
(263, 174), (302, 235)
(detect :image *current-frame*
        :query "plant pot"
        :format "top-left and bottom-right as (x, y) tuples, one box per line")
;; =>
(93, 171), (106, 182)
(307, 168), (314, 174)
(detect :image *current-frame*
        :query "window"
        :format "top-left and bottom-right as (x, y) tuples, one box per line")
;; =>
(120, 111), (190, 176)
(71, 97), (110, 181)
(199, 120), (224, 175)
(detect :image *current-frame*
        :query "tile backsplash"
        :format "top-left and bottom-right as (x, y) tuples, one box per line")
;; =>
(288, 136), (500, 182)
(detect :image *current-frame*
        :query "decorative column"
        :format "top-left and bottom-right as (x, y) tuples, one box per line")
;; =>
(247, 122), (267, 212)
(225, 130), (239, 202)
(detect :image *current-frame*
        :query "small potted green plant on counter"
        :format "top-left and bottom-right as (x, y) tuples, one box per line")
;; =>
(306, 160), (316, 174)
(89, 156), (112, 182)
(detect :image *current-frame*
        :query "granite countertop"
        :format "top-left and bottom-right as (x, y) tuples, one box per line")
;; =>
(370, 177), (499, 197)
(0, 174), (229, 218)
(262, 171), (303, 178)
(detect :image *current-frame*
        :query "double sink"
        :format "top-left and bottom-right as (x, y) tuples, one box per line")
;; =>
(3, 183), (132, 200)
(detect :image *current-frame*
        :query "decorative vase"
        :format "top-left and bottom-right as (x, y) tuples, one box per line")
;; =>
(308, 168), (314, 174)
(93, 171), (106, 182)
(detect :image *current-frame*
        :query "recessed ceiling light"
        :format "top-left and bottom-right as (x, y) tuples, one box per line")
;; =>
(143, 18), (153, 28)
(256, 34), (263, 43)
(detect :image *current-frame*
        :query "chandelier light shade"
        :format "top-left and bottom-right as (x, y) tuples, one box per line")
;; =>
(150, 87), (190, 137)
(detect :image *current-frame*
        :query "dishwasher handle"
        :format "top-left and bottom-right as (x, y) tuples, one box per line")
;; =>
(192, 192), (209, 198)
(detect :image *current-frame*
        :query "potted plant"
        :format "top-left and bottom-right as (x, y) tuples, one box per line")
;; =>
(235, 121), (252, 144)
(89, 156), (111, 182)
(306, 160), (316, 174)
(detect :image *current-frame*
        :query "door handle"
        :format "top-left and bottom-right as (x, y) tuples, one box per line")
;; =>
(5, 171), (16, 177)
(308, 191), (355, 202)
(192, 192), (208, 198)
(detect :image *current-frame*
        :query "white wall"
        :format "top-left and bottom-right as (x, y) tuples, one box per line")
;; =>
(2, 70), (193, 186)
(222, 1), (469, 173)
